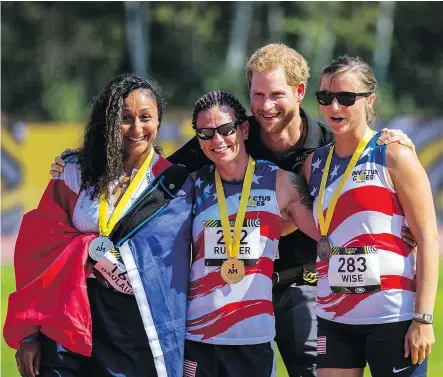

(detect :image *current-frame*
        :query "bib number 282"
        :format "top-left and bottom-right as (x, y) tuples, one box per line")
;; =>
(216, 229), (248, 245)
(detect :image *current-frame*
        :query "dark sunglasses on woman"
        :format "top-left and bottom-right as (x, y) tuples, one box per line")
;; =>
(315, 91), (372, 106)
(193, 120), (243, 140)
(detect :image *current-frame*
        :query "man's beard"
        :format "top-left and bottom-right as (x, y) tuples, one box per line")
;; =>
(258, 108), (296, 135)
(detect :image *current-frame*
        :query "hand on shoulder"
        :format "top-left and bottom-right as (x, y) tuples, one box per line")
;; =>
(49, 149), (78, 178)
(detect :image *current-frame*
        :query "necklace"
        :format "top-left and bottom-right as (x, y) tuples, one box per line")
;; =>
(112, 176), (131, 195)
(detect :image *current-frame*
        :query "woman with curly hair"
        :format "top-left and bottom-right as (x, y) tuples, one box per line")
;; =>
(4, 73), (194, 377)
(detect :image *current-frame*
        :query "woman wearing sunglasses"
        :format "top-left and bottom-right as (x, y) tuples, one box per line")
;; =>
(184, 90), (320, 377)
(300, 56), (439, 377)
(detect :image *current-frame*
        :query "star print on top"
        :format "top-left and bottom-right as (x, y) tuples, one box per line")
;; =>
(308, 132), (415, 325)
(187, 159), (285, 345)
(329, 164), (340, 179)
(195, 177), (203, 188)
(312, 157), (321, 172)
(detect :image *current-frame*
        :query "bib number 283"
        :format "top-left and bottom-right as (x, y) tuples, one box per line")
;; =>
(328, 249), (381, 294)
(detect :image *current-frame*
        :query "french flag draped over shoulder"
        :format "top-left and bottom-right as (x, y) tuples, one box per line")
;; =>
(118, 168), (194, 377)
(4, 158), (194, 377)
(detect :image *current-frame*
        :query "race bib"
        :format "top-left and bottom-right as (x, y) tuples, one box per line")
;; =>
(328, 246), (381, 294)
(94, 250), (134, 295)
(204, 219), (261, 266)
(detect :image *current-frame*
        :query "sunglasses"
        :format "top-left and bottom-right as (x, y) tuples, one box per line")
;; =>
(193, 121), (242, 140)
(315, 91), (372, 106)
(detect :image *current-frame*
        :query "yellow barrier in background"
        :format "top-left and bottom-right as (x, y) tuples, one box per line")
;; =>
(2, 123), (83, 215)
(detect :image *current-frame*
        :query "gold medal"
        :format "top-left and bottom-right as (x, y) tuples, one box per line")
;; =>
(215, 156), (255, 284)
(221, 258), (245, 284)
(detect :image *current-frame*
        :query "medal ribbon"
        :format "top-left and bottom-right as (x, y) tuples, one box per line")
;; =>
(215, 156), (255, 259)
(99, 148), (155, 236)
(317, 128), (374, 237)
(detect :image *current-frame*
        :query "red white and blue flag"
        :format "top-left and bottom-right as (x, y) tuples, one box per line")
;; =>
(4, 155), (194, 377)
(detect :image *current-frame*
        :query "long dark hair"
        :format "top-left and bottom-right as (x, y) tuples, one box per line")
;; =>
(78, 73), (165, 199)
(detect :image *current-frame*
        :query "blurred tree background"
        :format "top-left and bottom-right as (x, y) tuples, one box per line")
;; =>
(2, 3), (443, 377)
(2, 1), (443, 122)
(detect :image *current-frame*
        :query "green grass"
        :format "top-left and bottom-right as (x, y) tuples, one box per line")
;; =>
(2, 264), (443, 376)
(1, 266), (18, 377)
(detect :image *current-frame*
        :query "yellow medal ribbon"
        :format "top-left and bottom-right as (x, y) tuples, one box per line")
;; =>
(98, 148), (155, 236)
(317, 128), (374, 237)
(215, 156), (255, 259)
